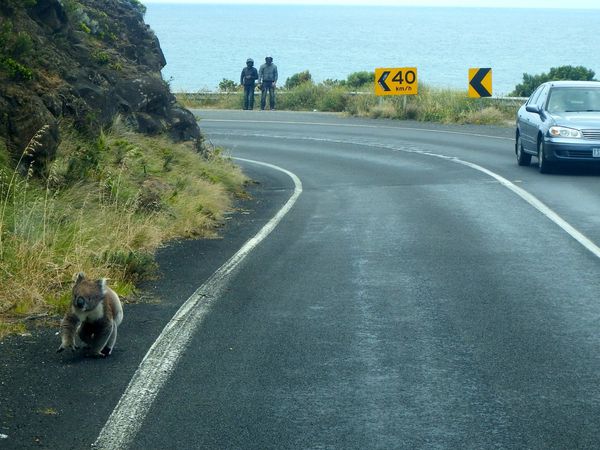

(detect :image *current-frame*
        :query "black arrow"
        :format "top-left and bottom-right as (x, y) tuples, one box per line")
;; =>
(378, 71), (391, 92)
(470, 68), (491, 97)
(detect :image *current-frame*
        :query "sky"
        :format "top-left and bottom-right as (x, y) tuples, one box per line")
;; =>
(141, 0), (600, 8)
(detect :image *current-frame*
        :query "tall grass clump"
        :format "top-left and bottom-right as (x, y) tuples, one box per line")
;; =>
(278, 81), (320, 110)
(345, 84), (516, 125)
(317, 86), (349, 112)
(0, 119), (247, 336)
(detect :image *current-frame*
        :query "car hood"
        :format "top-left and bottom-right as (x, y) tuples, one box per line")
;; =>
(550, 112), (600, 128)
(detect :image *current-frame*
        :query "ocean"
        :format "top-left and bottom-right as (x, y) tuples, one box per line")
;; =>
(144, 4), (600, 95)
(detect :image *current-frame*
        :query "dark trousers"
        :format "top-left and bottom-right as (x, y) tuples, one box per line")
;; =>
(243, 84), (255, 110)
(260, 81), (276, 110)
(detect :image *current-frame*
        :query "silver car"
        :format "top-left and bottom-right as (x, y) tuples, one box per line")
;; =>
(515, 80), (600, 173)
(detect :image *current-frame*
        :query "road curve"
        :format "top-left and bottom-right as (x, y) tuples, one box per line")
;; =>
(4, 111), (597, 449)
(120, 110), (600, 449)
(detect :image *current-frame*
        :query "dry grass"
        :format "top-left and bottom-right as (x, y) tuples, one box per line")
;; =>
(460, 106), (512, 125)
(345, 85), (517, 125)
(0, 120), (247, 336)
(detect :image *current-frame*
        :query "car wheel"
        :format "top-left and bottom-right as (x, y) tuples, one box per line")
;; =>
(516, 135), (531, 166)
(538, 140), (553, 174)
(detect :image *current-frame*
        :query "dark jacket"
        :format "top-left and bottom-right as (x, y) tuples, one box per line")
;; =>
(258, 63), (278, 83)
(240, 66), (258, 86)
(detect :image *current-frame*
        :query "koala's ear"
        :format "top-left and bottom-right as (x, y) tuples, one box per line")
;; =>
(97, 278), (107, 296)
(75, 272), (86, 284)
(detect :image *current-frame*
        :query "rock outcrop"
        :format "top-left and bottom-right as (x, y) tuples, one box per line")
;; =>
(0, 0), (202, 171)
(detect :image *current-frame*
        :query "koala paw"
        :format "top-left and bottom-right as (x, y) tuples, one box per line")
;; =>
(57, 343), (77, 353)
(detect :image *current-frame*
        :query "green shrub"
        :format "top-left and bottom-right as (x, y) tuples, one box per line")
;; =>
(110, 61), (123, 71)
(61, 133), (110, 183)
(317, 86), (348, 112)
(218, 78), (238, 93)
(1, 0), (37, 11)
(345, 92), (378, 116)
(10, 31), (33, 58)
(511, 65), (596, 97)
(279, 82), (319, 110)
(92, 50), (110, 65)
(130, 0), (147, 15)
(0, 22), (9, 49)
(79, 22), (91, 33)
(346, 71), (374, 89)
(322, 78), (345, 87)
(0, 56), (33, 80)
(0, 22), (34, 81)
(285, 70), (312, 90)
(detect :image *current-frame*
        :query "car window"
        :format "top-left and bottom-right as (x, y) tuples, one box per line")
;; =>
(528, 85), (544, 105)
(547, 87), (600, 112)
(566, 88), (600, 112)
(589, 90), (600, 111)
(547, 89), (567, 113)
(536, 85), (550, 109)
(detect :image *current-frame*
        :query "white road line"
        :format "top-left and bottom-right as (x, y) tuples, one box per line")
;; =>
(211, 128), (600, 260)
(199, 118), (514, 141)
(92, 158), (302, 450)
(448, 157), (600, 259)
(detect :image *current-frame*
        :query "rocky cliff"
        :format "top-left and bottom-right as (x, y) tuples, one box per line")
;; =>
(0, 0), (202, 171)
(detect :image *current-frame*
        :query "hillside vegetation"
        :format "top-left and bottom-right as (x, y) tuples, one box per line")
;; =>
(0, 119), (246, 338)
(0, 0), (247, 337)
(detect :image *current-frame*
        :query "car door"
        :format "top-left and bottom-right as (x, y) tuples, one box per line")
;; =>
(519, 85), (543, 152)
(521, 85), (549, 152)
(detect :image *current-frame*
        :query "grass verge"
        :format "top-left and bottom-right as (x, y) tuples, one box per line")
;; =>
(0, 119), (247, 338)
(178, 83), (522, 126)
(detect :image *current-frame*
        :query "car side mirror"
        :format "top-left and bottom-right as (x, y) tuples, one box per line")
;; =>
(526, 104), (541, 114)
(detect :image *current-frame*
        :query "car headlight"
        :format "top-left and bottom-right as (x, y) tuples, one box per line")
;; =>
(549, 126), (582, 138)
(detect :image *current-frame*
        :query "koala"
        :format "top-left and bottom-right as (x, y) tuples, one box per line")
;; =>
(57, 272), (123, 357)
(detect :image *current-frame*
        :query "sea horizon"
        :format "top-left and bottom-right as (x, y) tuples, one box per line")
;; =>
(144, 4), (600, 95)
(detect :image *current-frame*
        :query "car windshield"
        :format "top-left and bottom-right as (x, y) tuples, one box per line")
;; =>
(547, 87), (600, 113)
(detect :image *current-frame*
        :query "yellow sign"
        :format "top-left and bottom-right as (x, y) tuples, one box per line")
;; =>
(468, 68), (492, 98)
(375, 67), (418, 96)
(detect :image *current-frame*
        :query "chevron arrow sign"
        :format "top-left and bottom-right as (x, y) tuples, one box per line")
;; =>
(468, 68), (492, 98)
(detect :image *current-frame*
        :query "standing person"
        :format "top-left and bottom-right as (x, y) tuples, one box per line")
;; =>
(240, 58), (258, 110)
(258, 55), (278, 110)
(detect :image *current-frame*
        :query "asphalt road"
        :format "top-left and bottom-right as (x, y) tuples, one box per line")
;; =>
(2, 110), (600, 449)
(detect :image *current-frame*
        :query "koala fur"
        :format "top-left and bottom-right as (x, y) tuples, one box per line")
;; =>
(58, 272), (123, 357)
